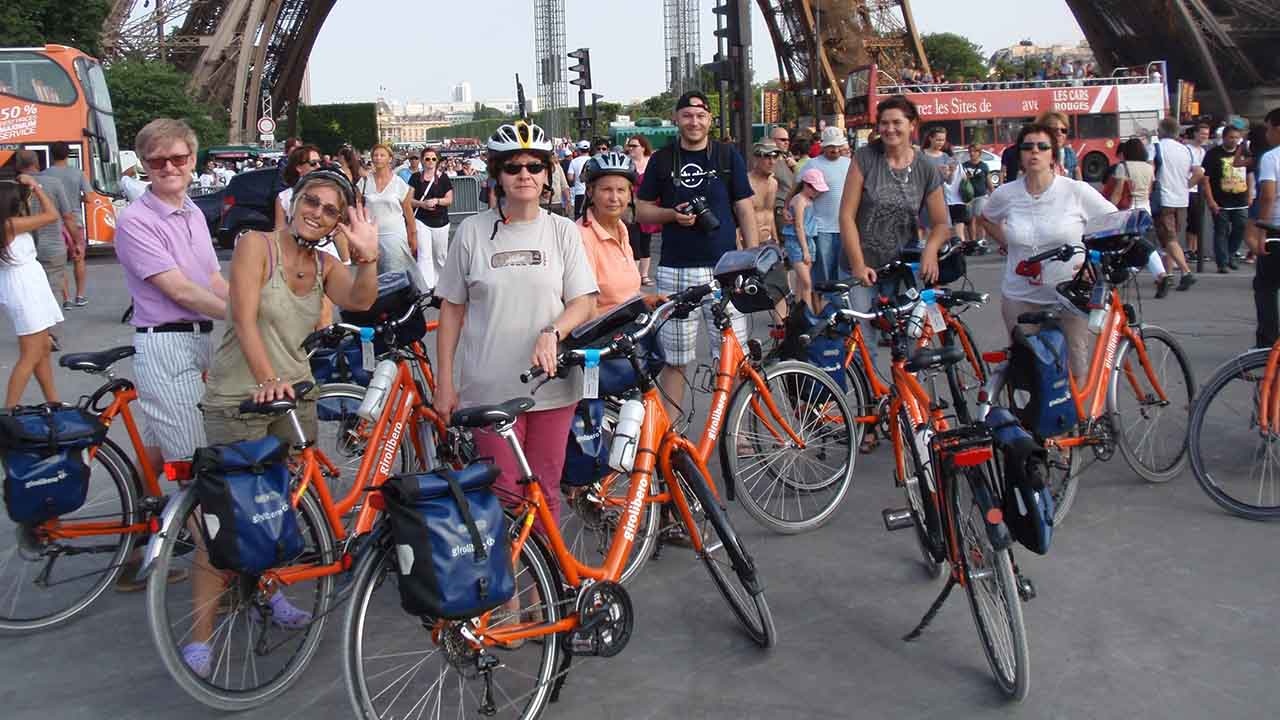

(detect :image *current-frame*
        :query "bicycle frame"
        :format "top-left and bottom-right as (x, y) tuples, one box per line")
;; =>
(1256, 340), (1280, 434)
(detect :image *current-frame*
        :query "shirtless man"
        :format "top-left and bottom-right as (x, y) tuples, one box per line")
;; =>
(745, 141), (779, 247)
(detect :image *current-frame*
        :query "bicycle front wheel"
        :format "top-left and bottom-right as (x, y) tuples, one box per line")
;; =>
(559, 469), (661, 585)
(897, 412), (944, 579)
(722, 359), (856, 534)
(1109, 325), (1195, 483)
(145, 487), (335, 710)
(314, 384), (414, 500)
(343, 521), (562, 720)
(673, 451), (775, 648)
(0, 438), (138, 633)
(1188, 348), (1280, 519)
(953, 465), (1030, 700)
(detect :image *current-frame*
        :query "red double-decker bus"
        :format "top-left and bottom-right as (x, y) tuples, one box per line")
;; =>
(844, 62), (1170, 182)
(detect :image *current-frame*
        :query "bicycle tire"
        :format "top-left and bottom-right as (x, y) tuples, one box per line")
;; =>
(952, 464), (1030, 700)
(146, 487), (335, 710)
(897, 411), (944, 579)
(1108, 325), (1195, 483)
(0, 438), (137, 633)
(721, 359), (856, 534)
(560, 468), (661, 585)
(673, 451), (775, 648)
(939, 316), (988, 425)
(1188, 348), (1280, 519)
(1044, 430), (1083, 525)
(314, 384), (413, 498)
(343, 522), (561, 720)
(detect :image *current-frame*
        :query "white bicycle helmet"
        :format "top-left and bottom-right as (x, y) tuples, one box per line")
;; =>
(583, 151), (638, 185)
(487, 120), (553, 153)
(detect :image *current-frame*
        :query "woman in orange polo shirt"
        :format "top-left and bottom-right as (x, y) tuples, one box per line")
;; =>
(577, 151), (641, 313)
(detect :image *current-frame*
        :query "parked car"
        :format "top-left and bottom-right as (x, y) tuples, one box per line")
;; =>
(215, 167), (278, 249)
(189, 186), (224, 239)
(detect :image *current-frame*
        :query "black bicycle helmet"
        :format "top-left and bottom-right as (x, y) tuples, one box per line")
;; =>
(582, 151), (638, 185)
(292, 167), (356, 209)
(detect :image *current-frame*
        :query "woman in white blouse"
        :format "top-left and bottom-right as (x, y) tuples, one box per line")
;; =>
(358, 144), (422, 287)
(980, 123), (1117, 380)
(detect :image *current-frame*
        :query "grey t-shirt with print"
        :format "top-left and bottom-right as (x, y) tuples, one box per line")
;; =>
(32, 173), (72, 261)
(436, 209), (598, 411)
(852, 144), (943, 270)
(41, 165), (90, 224)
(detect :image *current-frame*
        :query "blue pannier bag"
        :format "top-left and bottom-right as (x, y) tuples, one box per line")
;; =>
(986, 407), (1055, 554)
(0, 405), (106, 525)
(381, 463), (515, 619)
(1009, 325), (1078, 438)
(780, 300), (850, 393)
(563, 399), (610, 487)
(192, 435), (305, 575)
(310, 337), (372, 386)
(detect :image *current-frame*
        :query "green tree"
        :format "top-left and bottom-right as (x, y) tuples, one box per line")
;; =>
(472, 103), (505, 121)
(104, 60), (227, 150)
(922, 32), (988, 80)
(299, 103), (378, 153)
(0, 0), (111, 57)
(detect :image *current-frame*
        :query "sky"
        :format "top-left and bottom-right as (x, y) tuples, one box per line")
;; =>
(307, 0), (1086, 105)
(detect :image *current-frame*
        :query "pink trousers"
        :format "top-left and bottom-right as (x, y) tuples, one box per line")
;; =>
(471, 404), (576, 530)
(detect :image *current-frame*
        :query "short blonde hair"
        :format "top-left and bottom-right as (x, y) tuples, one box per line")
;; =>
(1034, 111), (1069, 130)
(370, 143), (394, 158)
(135, 118), (199, 160)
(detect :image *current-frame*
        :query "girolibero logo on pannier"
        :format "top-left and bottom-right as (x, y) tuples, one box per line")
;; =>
(380, 464), (515, 619)
(0, 404), (107, 525)
(192, 435), (305, 575)
(563, 398), (610, 487)
(1008, 326), (1078, 438)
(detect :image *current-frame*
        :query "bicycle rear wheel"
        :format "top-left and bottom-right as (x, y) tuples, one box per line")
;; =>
(952, 464), (1030, 700)
(672, 451), (775, 648)
(939, 316), (988, 424)
(0, 438), (137, 633)
(145, 487), (334, 710)
(1188, 348), (1280, 519)
(343, 521), (561, 720)
(1044, 431), (1083, 524)
(1109, 325), (1195, 483)
(897, 413), (944, 579)
(722, 360), (856, 534)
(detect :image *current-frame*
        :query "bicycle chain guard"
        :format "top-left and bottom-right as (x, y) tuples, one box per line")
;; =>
(565, 580), (633, 657)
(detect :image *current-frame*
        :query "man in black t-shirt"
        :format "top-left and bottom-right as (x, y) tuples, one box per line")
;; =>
(407, 148), (454, 280)
(1000, 142), (1020, 183)
(962, 142), (991, 242)
(636, 90), (757, 417)
(1202, 125), (1250, 272)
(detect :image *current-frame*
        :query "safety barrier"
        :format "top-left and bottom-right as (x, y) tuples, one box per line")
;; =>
(449, 175), (483, 218)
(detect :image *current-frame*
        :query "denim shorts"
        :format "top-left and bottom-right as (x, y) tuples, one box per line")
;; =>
(782, 234), (817, 265)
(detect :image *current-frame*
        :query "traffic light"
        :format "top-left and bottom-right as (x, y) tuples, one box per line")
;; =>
(702, 54), (731, 84)
(568, 48), (592, 89)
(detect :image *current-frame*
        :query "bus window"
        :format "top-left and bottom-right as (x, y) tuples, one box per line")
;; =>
(963, 120), (995, 146)
(1076, 113), (1119, 140)
(0, 52), (76, 106)
(921, 120), (962, 147)
(1118, 112), (1160, 140)
(74, 59), (121, 197)
(995, 117), (1035, 145)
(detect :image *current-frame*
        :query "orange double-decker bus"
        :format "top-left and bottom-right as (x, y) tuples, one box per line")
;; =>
(0, 44), (121, 244)
(844, 62), (1171, 183)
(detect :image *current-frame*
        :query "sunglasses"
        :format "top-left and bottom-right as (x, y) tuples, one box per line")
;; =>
(754, 151), (779, 157)
(1020, 141), (1053, 152)
(625, 144), (641, 149)
(502, 162), (547, 176)
(302, 159), (321, 167)
(422, 157), (438, 162)
(1051, 127), (1068, 134)
(144, 154), (191, 170)
(299, 192), (342, 220)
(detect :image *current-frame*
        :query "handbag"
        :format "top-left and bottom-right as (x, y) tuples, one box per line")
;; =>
(1102, 162), (1133, 210)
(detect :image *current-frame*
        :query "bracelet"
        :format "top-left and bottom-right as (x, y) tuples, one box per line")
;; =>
(255, 377), (282, 389)
(352, 255), (378, 265)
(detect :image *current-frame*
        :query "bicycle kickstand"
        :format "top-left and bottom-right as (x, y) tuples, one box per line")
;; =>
(903, 576), (957, 642)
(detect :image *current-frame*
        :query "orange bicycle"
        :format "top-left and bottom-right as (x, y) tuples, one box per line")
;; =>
(977, 219), (1195, 522)
(341, 285), (775, 720)
(841, 289), (1032, 700)
(141, 295), (458, 710)
(0, 346), (181, 632)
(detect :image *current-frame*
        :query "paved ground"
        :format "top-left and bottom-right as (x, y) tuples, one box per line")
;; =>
(2, 250), (1278, 720)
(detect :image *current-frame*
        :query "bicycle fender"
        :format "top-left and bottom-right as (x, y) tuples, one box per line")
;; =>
(136, 486), (194, 582)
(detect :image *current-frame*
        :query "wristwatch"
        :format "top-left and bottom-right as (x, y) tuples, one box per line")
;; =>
(540, 324), (560, 341)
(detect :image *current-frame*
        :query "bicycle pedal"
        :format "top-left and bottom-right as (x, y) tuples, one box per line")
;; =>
(1016, 574), (1036, 602)
(882, 508), (914, 532)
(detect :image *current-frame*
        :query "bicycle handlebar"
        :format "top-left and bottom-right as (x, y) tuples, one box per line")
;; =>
(300, 293), (434, 353)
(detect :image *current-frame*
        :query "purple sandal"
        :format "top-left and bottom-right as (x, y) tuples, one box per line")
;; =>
(182, 642), (212, 678)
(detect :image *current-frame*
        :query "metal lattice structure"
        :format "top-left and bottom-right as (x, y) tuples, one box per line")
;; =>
(664, 0), (701, 94)
(534, 0), (569, 138)
(755, 0), (930, 117)
(1066, 0), (1280, 115)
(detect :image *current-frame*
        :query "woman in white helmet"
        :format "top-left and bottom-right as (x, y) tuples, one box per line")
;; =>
(434, 121), (598, 526)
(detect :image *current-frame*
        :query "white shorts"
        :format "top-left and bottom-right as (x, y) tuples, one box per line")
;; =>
(133, 330), (213, 461)
(0, 263), (63, 336)
(656, 265), (747, 367)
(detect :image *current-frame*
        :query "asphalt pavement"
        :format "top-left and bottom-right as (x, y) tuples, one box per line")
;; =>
(1, 250), (1277, 720)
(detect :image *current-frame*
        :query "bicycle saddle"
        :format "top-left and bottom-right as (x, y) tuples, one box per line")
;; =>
(905, 345), (967, 373)
(450, 397), (535, 429)
(59, 346), (136, 373)
(237, 381), (315, 415)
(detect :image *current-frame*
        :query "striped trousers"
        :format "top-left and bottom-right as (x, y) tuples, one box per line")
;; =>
(132, 329), (213, 462)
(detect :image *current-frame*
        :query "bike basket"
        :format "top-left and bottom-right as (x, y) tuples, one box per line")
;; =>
(986, 407), (1055, 554)
(0, 405), (106, 525)
(565, 295), (649, 350)
(309, 337), (373, 386)
(1054, 279), (1091, 319)
(380, 463), (515, 620)
(899, 241), (967, 285)
(192, 435), (305, 576)
(341, 271), (427, 349)
(1081, 208), (1153, 256)
(713, 244), (789, 314)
